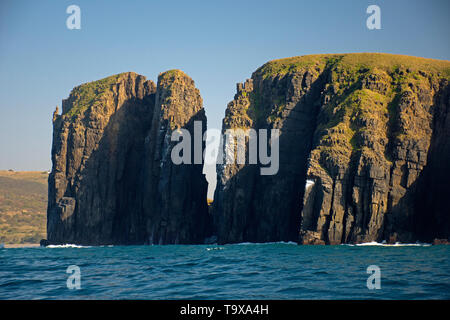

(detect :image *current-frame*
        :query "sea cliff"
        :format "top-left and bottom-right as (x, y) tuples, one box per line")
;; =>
(47, 71), (211, 245)
(213, 53), (450, 245)
(47, 53), (450, 245)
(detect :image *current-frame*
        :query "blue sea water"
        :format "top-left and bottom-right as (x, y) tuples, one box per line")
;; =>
(0, 242), (449, 300)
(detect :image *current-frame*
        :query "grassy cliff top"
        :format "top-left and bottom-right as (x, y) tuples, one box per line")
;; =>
(158, 69), (191, 83)
(255, 53), (450, 79)
(62, 72), (140, 118)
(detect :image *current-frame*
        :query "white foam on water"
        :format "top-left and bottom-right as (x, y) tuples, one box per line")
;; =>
(46, 244), (91, 248)
(349, 241), (431, 247)
(234, 241), (298, 246)
(206, 247), (225, 251)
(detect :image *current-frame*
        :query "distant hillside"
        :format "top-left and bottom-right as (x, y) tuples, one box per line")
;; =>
(0, 171), (48, 244)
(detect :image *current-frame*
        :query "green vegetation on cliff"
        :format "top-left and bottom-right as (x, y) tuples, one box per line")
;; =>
(255, 53), (450, 79)
(218, 52), (450, 245)
(248, 53), (450, 172)
(158, 69), (188, 82)
(63, 72), (133, 118)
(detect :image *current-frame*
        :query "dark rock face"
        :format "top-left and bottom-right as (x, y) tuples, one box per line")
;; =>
(213, 53), (450, 245)
(47, 71), (211, 245)
(140, 70), (210, 244)
(213, 72), (323, 244)
(48, 54), (450, 246)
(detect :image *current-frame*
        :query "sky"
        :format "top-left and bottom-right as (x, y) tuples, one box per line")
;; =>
(0, 0), (449, 198)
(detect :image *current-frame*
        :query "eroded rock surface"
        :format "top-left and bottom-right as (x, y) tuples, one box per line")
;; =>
(213, 53), (450, 244)
(47, 71), (211, 245)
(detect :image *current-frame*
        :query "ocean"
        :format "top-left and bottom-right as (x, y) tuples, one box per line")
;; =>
(0, 242), (449, 300)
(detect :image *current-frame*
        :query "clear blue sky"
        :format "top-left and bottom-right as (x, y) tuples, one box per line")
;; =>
(1, 0), (449, 197)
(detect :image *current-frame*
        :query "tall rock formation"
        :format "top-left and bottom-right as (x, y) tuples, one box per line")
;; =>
(141, 70), (210, 244)
(48, 54), (450, 246)
(213, 53), (450, 245)
(47, 71), (210, 245)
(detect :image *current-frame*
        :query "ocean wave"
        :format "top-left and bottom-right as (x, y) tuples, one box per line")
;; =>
(234, 241), (298, 246)
(46, 244), (91, 248)
(345, 241), (431, 247)
(206, 247), (225, 251)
